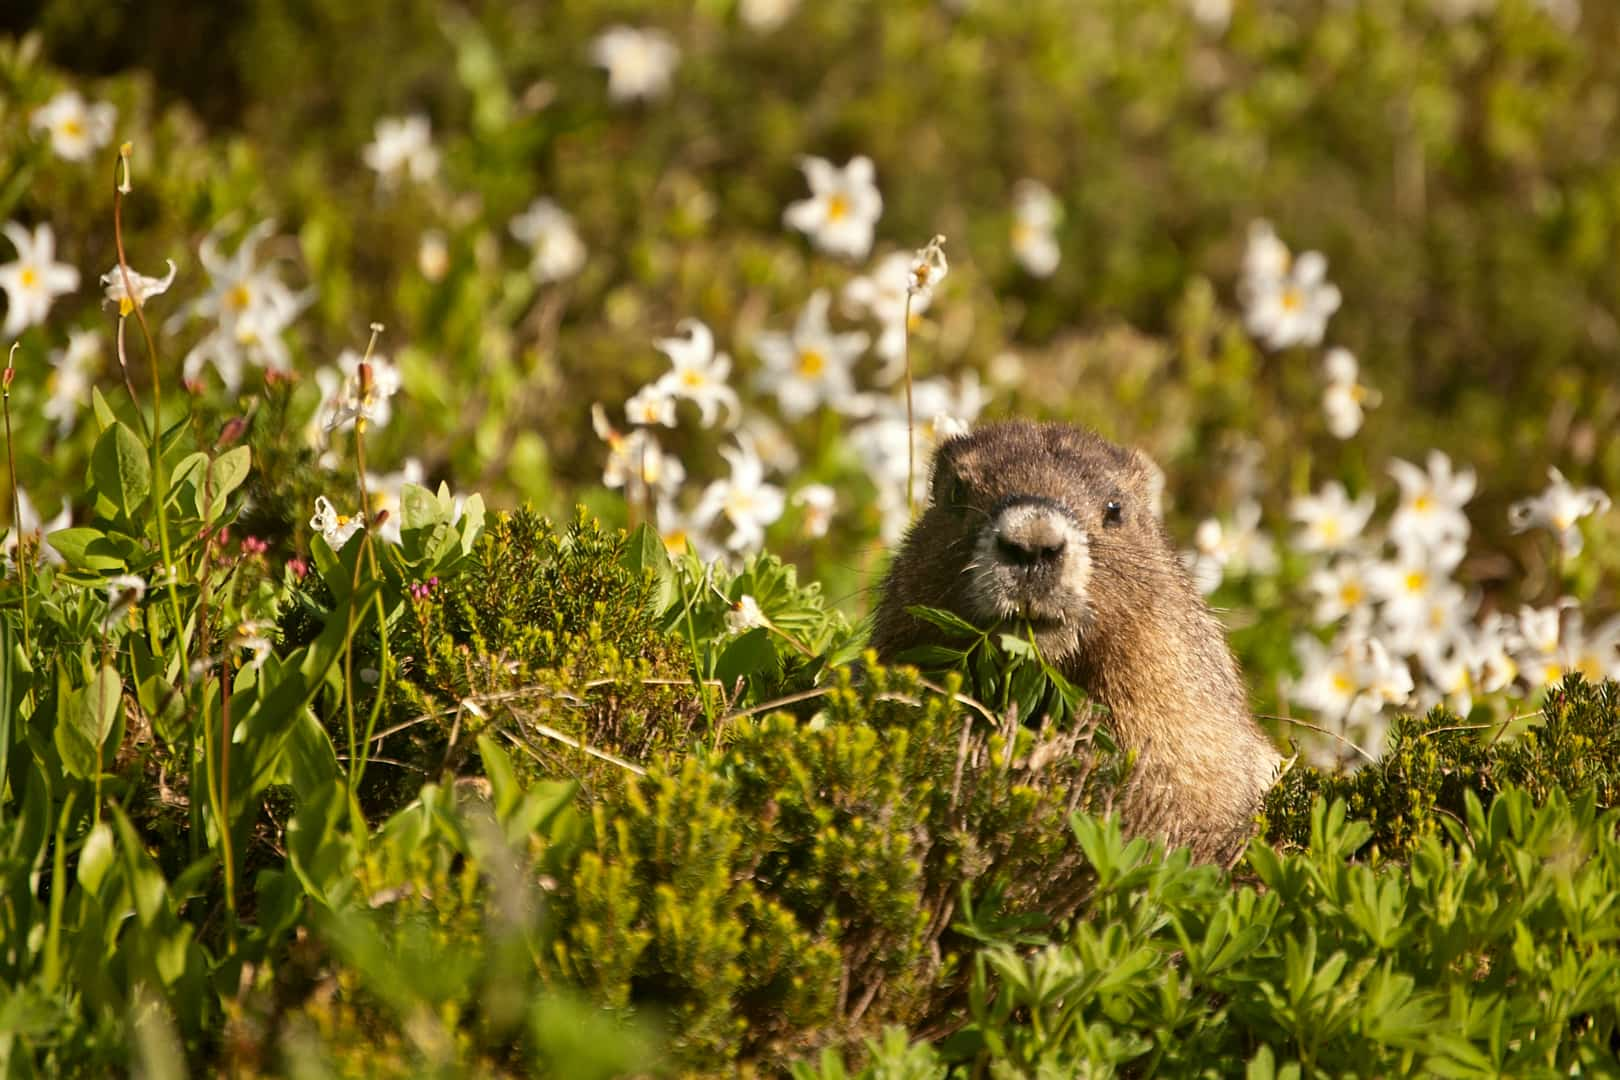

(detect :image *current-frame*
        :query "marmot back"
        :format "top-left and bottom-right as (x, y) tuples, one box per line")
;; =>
(871, 420), (1281, 864)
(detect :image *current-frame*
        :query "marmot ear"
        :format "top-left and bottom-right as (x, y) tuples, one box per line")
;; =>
(1130, 448), (1166, 521)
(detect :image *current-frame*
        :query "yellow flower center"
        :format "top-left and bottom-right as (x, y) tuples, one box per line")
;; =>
(1012, 221), (1033, 248)
(61, 119), (85, 138)
(1412, 493), (1434, 512)
(227, 283), (253, 311)
(825, 193), (849, 222)
(19, 266), (38, 288)
(1331, 671), (1355, 695)
(1543, 662), (1565, 686)
(1404, 570), (1427, 593)
(797, 349), (826, 377)
(1280, 288), (1302, 312)
(680, 369), (706, 389)
(662, 529), (688, 555)
(1318, 519), (1341, 544)
(1338, 583), (1363, 607)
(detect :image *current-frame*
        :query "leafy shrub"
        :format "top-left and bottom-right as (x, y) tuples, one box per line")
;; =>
(1265, 674), (1620, 859)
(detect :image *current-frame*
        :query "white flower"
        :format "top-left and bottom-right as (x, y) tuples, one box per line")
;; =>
(783, 155), (884, 260)
(1305, 555), (1377, 627)
(590, 26), (680, 103)
(1292, 630), (1410, 762)
(849, 374), (988, 537)
(310, 495), (367, 549)
(1242, 220), (1291, 285)
(1473, 613), (1521, 695)
(1508, 467), (1610, 557)
(99, 259), (177, 316)
(418, 230), (450, 282)
(45, 330), (101, 436)
(318, 348), (402, 433)
(753, 290), (869, 419)
(1388, 450), (1474, 556)
(625, 382), (676, 427)
(1183, 499), (1277, 595)
(1365, 547), (1469, 652)
(3, 489), (70, 569)
(1321, 347), (1377, 440)
(654, 497), (719, 562)
(725, 594), (768, 634)
(1187, 0), (1233, 32)
(740, 0), (799, 31)
(907, 235), (948, 301)
(1011, 180), (1061, 277)
(653, 319), (740, 428)
(1512, 603), (1620, 691)
(509, 198), (587, 283)
(0, 222), (80, 338)
(843, 251), (926, 381)
(1290, 480), (1375, 554)
(695, 438), (785, 553)
(792, 483), (836, 538)
(1242, 249), (1342, 351)
(30, 90), (116, 162)
(174, 220), (311, 391)
(228, 621), (274, 669)
(592, 403), (686, 498)
(361, 114), (439, 187)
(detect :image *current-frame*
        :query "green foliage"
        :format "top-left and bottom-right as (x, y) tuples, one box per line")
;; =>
(1265, 675), (1620, 858)
(546, 661), (1122, 1069)
(7, 0), (1620, 1075)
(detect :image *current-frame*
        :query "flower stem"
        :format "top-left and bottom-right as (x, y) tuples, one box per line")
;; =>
(3, 346), (32, 671)
(903, 291), (916, 516)
(112, 151), (190, 701)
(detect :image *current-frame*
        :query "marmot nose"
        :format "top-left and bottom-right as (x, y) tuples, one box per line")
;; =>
(994, 516), (1069, 567)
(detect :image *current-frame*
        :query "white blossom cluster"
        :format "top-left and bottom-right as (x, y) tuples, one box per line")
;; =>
(1193, 223), (1617, 766)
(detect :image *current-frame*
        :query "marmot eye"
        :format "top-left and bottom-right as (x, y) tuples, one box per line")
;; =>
(1103, 500), (1124, 527)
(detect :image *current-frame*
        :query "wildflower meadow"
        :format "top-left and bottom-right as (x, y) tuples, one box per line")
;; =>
(3, 0), (1620, 1075)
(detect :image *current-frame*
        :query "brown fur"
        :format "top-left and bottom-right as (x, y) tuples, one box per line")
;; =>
(871, 420), (1280, 863)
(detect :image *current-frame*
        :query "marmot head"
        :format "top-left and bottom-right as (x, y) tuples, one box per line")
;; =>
(904, 420), (1170, 663)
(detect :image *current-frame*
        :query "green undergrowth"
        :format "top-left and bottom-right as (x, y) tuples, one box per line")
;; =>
(10, 480), (1620, 1075)
(1264, 675), (1620, 860)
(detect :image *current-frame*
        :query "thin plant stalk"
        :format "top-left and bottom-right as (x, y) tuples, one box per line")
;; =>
(111, 145), (191, 690)
(903, 291), (915, 515)
(3, 345), (31, 667)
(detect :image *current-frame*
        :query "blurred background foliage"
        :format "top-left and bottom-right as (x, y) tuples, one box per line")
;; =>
(4, 0), (1618, 597)
(6, 0), (1620, 1074)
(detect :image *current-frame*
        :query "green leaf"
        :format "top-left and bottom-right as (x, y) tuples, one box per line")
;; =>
(91, 421), (152, 520)
(400, 483), (442, 531)
(201, 445), (252, 518)
(904, 604), (983, 640)
(620, 522), (676, 613)
(47, 527), (126, 571)
(895, 644), (968, 667)
(56, 666), (122, 779)
(90, 386), (117, 432)
(715, 627), (782, 684)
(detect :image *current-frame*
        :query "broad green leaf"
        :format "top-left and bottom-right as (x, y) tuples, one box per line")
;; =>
(399, 482), (441, 531)
(56, 666), (122, 779)
(91, 421), (151, 519)
(77, 822), (117, 894)
(46, 527), (126, 571)
(205, 445), (252, 510)
(716, 626), (782, 684)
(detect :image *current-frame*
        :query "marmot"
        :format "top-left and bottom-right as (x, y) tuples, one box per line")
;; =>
(871, 420), (1281, 864)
